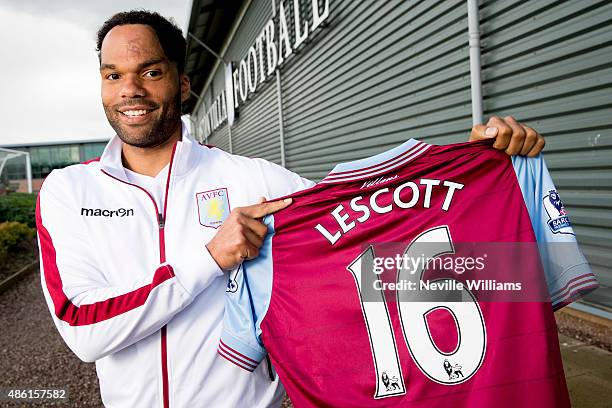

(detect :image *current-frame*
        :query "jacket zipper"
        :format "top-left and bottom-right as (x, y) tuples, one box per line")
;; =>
(159, 142), (177, 408)
(100, 141), (178, 408)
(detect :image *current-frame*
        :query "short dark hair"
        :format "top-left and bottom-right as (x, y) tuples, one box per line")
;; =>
(96, 9), (186, 75)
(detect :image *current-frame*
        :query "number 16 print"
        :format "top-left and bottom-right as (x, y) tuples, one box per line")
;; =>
(347, 226), (487, 399)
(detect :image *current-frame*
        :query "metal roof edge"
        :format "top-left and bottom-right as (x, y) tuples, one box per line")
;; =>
(188, 0), (254, 115)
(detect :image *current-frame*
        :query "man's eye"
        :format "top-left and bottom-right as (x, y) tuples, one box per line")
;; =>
(144, 70), (161, 78)
(106, 73), (120, 80)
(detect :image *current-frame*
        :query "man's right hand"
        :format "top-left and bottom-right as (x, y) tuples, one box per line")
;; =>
(205, 198), (293, 270)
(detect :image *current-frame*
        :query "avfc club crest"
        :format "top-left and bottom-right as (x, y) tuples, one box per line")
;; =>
(196, 188), (231, 229)
(543, 189), (574, 235)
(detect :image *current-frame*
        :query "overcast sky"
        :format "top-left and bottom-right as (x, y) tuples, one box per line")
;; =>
(0, 0), (192, 145)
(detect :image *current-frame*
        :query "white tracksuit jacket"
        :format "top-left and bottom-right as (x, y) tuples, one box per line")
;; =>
(36, 123), (314, 407)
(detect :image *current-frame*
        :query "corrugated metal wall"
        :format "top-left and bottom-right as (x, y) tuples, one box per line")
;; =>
(282, 0), (474, 180)
(202, 0), (281, 163)
(480, 0), (612, 307)
(201, 66), (231, 150)
(193, 0), (612, 309)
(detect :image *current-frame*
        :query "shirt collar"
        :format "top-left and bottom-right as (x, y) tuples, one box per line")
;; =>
(320, 138), (431, 184)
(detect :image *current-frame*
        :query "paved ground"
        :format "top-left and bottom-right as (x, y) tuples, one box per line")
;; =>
(560, 333), (612, 407)
(0, 266), (101, 407)
(1, 269), (611, 407)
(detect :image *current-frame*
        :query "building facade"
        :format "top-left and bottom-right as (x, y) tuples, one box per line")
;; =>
(184, 0), (612, 311)
(0, 140), (107, 192)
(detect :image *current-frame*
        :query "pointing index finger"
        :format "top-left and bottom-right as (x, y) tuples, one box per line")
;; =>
(241, 198), (293, 219)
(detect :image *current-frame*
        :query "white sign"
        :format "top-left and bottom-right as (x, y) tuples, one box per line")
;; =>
(224, 62), (236, 127)
(200, 0), (330, 139)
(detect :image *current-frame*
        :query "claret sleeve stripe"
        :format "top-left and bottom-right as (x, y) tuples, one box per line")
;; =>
(218, 341), (258, 372)
(551, 274), (600, 300)
(552, 284), (600, 311)
(219, 340), (259, 364)
(217, 351), (256, 372)
(551, 276), (600, 307)
(36, 194), (175, 326)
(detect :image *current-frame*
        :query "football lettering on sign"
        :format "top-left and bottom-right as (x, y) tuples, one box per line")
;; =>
(199, 0), (331, 139)
(196, 188), (231, 229)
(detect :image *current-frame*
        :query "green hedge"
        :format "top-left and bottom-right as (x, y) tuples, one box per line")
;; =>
(0, 221), (35, 258)
(0, 193), (37, 228)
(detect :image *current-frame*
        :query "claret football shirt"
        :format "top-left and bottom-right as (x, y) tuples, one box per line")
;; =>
(218, 139), (598, 407)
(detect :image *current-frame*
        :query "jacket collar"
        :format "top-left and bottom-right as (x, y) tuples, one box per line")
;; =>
(99, 120), (198, 181)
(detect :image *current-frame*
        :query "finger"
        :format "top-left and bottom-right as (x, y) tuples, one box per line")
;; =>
(519, 126), (538, 155)
(241, 242), (260, 261)
(503, 116), (526, 155)
(243, 228), (264, 249)
(469, 124), (498, 141)
(527, 134), (545, 157)
(487, 116), (513, 150)
(257, 196), (267, 204)
(241, 198), (293, 218)
(238, 214), (268, 239)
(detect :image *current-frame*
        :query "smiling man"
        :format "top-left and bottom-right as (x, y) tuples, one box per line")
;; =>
(99, 20), (189, 176)
(36, 10), (548, 408)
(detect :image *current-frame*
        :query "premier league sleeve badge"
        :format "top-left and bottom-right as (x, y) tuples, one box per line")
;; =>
(543, 189), (574, 235)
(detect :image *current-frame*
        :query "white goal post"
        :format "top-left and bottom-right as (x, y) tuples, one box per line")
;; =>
(0, 147), (32, 194)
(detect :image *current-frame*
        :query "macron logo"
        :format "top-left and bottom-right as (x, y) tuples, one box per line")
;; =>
(81, 208), (134, 217)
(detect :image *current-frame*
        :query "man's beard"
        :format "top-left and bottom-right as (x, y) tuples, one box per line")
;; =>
(104, 90), (182, 148)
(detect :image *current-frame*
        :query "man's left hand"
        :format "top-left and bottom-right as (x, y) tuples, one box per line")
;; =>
(470, 115), (545, 157)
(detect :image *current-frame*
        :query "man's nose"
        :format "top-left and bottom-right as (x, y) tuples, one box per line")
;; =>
(120, 75), (146, 98)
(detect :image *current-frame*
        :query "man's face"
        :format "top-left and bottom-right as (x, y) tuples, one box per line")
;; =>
(100, 24), (190, 148)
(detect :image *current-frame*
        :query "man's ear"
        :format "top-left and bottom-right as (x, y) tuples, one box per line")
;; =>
(180, 74), (191, 104)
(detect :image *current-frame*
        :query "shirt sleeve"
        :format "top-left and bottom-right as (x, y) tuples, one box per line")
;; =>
(218, 215), (276, 372)
(251, 157), (316, 199)
(37, 170), (223, 363)
(512, 154), (599, 310)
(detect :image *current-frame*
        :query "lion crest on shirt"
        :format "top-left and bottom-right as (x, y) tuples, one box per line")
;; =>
(543, 189), (573, 235)
(381, 372), (401, 391)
